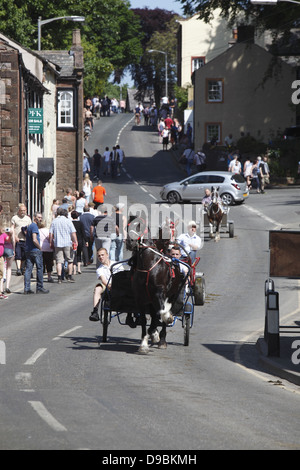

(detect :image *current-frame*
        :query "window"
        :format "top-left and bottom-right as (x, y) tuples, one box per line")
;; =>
(206, 79), (223, 103)
(186, 175), (209, 185)
(208, 175), (224, 184)
(192, 57), (205, 74)
(206, 123), (222, 144)
(57, 90), (74, 128)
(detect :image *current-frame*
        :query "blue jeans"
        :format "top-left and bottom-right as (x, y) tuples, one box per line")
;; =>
(110, 234), (124, 261)
(24, 250), (44, 291)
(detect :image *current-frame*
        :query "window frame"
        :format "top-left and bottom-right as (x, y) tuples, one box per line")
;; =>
(205, 122), (222, 144)
(206, 78), (224, 103)
(57, 88), (74, 129)
(191, 56), (205, 75)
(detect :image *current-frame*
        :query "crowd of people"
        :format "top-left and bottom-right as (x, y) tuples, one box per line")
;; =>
(177, 131), (271, 192)
(83, 145), (126, 182)
(84, 96), (126, 141)
(0, 177), (128, 299)
(227, 149), (270, 193)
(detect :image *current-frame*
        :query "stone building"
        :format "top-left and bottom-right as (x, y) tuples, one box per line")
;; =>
(39, 29), (84, 206)
(0, 30), (84, 224)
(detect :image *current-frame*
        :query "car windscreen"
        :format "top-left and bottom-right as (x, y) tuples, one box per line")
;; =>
(184, 175), (209, 184)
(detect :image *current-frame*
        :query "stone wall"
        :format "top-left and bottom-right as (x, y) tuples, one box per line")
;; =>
(0, 47), (24, 221)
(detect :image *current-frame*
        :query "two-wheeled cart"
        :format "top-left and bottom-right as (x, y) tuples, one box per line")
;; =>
(99, 257), (205, 347)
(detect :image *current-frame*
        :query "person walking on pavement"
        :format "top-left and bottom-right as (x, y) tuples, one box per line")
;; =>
(83, 152), (90, 178)
(23, 212), (49, 294)
(82, 173), (93, 203)
(49, 208), (78, 284)
(79, 206), (95, 265)
(11, 203), (32, 276)
(92, 180), (106, 210)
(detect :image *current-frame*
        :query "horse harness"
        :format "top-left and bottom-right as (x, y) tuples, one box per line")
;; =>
(134, 241), (177, 300)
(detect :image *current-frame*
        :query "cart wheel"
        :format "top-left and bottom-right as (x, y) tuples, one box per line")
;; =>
(183, 314), (190, 346)
(194, 276), (206, 305)
(229, 222), (234, 238)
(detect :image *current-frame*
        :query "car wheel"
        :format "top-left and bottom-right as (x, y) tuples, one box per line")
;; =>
(221, 192), (234, 205)
(167, 191), (181, 204)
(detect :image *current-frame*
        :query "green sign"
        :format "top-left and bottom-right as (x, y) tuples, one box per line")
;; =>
(28, 108), (43, 134)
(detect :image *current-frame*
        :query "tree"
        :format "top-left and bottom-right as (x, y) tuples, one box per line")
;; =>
(178, 0), (300, 38)
(0, 0), (143, 95)
(147, 16), (180, 105)
(130, 8), (180, 104)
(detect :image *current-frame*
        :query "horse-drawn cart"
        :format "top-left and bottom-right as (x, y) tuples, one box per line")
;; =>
(99, 256), (205, 348)
(204, 206), (234, 238)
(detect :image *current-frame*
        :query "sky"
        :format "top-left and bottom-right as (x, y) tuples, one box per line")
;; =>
(129, 0), (184, 15)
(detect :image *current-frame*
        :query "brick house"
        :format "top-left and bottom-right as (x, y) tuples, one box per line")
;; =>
(0, 30), (84, 225)
(39, 29), (84, 207)
(193, 41), (296, 150)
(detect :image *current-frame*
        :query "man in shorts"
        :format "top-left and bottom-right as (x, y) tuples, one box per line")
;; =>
(11, 204), (32, 275)
(89, 247), (123, 321)
(49, 208), (78, 283)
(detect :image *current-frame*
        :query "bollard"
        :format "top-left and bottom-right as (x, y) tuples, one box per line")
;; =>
(264, 290), (280, 357)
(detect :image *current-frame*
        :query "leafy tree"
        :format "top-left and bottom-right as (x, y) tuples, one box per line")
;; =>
(130, 8), (180, 104)
(177, 0), (300, 39)
(0, 0), (143, 95)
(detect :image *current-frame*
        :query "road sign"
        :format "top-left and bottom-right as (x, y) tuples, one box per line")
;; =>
(28, 108), (43, 134)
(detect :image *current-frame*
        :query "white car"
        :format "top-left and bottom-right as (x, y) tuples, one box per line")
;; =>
(160, 171), (249, 205)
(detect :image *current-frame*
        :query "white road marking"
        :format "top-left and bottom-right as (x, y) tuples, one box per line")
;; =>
(243, 204), (281, 228)
(28, 401), (67, 432)
(24, 348), (47, 365)
(52, 325), (82, 341)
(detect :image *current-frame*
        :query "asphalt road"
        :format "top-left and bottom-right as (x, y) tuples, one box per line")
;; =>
(0, 113), (299, 451)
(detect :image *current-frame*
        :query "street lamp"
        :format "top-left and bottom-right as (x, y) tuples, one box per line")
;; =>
(38, 16), (85, 51)
(251, 0), (300, 4)
(148, 49), (168, 99)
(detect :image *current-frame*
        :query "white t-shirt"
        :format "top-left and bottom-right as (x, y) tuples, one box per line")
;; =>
(96, 261), (123, 286)
(103, 150), (111, 162)
(177, 232), (201, 256)
(229, 160), (241, 173)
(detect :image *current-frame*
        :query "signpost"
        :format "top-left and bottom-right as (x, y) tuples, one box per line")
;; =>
(28, 108), (43, 134)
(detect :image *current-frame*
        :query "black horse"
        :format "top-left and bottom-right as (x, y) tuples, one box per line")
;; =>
(127, 216), (182, 354)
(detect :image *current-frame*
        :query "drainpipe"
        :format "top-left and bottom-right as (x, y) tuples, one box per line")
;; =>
(75, 82), (79, 190)
(18, 53), (23, 204)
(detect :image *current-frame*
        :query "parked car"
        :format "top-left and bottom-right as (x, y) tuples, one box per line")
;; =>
(283, 126), (300, 140)
(160, 171), (249, 205)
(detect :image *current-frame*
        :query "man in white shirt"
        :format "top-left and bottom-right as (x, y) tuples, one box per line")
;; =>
(89, 247), (123, 321)
(177, 221), (201, 264)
